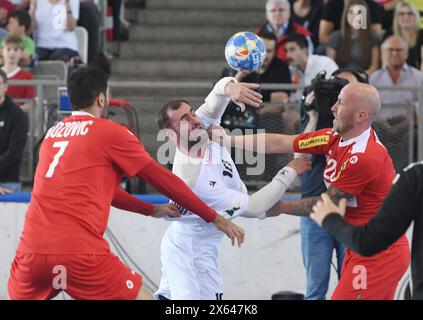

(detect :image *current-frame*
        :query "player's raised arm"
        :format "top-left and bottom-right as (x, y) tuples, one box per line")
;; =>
(229, 132), (298, 154)
(136, 160), (245, 247)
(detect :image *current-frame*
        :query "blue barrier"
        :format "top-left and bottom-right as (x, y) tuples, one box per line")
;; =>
(0, 193), (301, 204)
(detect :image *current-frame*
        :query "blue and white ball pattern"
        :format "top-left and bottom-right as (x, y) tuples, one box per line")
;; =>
(224, 32), (266, 72)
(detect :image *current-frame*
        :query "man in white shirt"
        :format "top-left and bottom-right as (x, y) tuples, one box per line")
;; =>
(154, 78), (311, 300)
(284, 34), (338, 100)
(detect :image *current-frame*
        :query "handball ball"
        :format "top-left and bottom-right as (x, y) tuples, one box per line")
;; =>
(224, 31), (266, 72)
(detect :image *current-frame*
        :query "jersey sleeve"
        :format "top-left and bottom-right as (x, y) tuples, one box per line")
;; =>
(108, 124), (154, 177)
(293, 128), (334, 155)
(330, 153), (376, 196)
(209, 186), (249, 220)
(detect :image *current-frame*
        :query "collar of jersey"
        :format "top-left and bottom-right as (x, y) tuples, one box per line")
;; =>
(71, 111), (95, 118)
(338, 127), (371, 147)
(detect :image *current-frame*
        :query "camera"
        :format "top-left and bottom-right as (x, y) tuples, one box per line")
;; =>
(303, 71), (349, 116)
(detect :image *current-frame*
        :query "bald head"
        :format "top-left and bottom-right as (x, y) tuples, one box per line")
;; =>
(332, 83), (381, 139)
(341, 83), (381, 120)
(382, 35), (408, 50)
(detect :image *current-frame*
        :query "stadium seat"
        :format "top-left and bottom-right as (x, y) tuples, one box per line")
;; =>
(75, 26), (89, 64)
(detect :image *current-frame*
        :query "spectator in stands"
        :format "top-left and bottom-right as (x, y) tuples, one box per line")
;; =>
(0, 0), (14, 40)
(326, 0), (380, 76)
(375, 0), (399, 31)
(256, 0), (314, 64)
(409, 0), (423, 28)
(9, 0), (28, 10)
(283, 34), (338, 102)
(371, 35), (423, 104)
(383, 1), (423, 71)
(370, 36), (423, 171)
(108, 0), (122, 40)
(1, 36), (35, 112)
(30, 0), (81, 63)
(0, 10), (35, 67)
(79, 0), (100, 62)
(0, 68), (28, 193)
(289, 0), (324, 48)
(319, 0), (383, 46)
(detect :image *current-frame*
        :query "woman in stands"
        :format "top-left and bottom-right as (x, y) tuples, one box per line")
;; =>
(383, 1), (423, 71)
(326, 0), (380, 76)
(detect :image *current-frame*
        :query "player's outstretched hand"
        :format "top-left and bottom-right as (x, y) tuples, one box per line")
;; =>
(212, 215), (245, 247)
(310, 193), (346, 226)
(224, 82), (263, 111)
(151, 203), (181, 219)
(0, 187), (12, 195)
(287, 158), (312, 175)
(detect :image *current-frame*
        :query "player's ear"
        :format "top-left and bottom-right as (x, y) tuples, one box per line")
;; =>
(97, 92), (106, 109)
(164, 128), (177, 142)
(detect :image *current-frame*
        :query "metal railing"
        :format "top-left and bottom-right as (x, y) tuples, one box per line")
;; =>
(8, 79), (423, 188)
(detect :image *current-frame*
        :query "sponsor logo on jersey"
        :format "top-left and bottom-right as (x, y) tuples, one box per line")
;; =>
(298, 135), (330, 150)
(350, 155), (358, 164)
(126, 280), (134, 289)
(209, 180), (216, 187)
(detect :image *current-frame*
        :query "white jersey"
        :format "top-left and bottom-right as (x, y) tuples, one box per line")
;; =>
(156, 77), (251, 300)
(168, 141), (249, 228)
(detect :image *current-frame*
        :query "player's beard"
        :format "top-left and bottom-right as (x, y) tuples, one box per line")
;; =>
(333, 117), (353, 136)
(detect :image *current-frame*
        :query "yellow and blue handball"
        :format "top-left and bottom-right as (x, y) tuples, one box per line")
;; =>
(224, 31), (266, 72)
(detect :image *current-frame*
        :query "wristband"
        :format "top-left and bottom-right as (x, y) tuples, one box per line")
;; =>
(272, 166), (297, 189)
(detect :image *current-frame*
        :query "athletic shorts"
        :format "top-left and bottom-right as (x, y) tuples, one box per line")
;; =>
(331, 238), (410, 300)
(156, 222), (224, 300)
(7, 251), (142, 300)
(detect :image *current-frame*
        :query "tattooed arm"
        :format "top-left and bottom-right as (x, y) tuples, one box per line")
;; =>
(265, 185), (354, 217)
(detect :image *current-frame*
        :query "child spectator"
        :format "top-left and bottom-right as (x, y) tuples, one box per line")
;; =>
(1, 35), (35, 112)
(0, 10), (35, 66)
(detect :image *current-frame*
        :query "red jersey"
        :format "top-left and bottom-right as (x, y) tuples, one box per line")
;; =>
(17, 113), (153, 254)
(6, 68), (36, 101)
(293, 127), (396, 226)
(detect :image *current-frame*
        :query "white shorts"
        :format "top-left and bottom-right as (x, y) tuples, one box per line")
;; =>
(155, 222), (224, 300)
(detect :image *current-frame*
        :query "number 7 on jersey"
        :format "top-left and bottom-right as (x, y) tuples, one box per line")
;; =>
(45, 141), (69, 178)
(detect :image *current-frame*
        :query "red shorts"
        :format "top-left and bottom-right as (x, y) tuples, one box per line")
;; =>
(7, 251), (142, 300)
(331, 238), (410, 300)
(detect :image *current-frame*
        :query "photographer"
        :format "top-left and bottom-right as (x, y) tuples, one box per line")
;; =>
(297, 68), (369, 300)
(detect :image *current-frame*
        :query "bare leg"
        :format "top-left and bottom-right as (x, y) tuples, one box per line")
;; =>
(135, 286), (155, 300)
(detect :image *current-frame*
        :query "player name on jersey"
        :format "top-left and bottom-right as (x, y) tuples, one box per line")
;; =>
(45, 120), (94, 139)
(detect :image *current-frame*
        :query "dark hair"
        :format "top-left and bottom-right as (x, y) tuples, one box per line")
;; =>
(67, 66), (109, 111)
(157, 100), (189, 129)
(332, 67), (369, 84)
(3, 35), (23, 49)
(338, 0), (372, 69)
(282, 34), (308, 49)
(10, 10), (31, 32)
(259, 32), (277, 42)
(0, 69), (7, 84)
